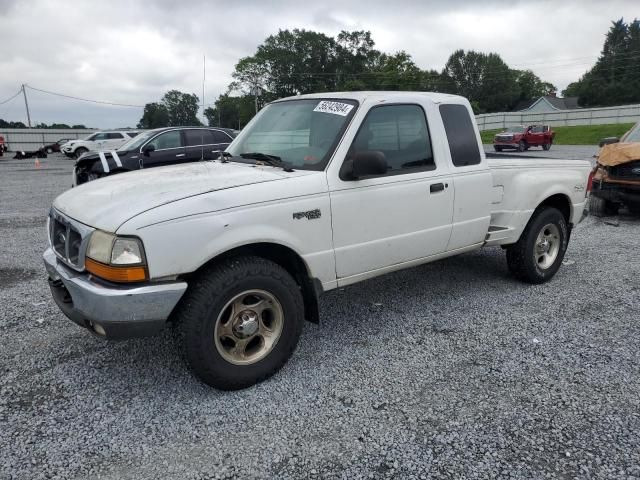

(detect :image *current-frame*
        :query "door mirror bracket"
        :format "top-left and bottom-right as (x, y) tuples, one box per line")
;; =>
(142, 144), (155, 156)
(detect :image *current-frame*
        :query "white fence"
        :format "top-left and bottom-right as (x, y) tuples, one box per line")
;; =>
(476, 103), (640, 131)
(0, 128), (96, 152)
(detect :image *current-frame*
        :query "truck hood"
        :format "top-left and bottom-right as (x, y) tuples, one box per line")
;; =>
(54, 161), (309, 232)
(598, 142), (640, 167)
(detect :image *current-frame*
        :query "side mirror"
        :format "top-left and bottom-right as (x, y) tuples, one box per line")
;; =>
(351, 150), (388, 179)
(143, 144), (155, 156)
(599, 137), (619, 147)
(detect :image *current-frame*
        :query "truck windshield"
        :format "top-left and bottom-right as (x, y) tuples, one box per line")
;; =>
(118, 129), (160, 151)
(622, 122), (640, 143)
(226, 98), (358, 171)
(503, 126), (526, 133)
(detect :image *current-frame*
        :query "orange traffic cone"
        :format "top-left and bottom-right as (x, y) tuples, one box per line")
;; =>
(35, 158), (41, 169)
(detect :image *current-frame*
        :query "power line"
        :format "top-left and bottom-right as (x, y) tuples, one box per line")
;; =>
(25, 84), (146, 108)
(0, 89), (22, 105)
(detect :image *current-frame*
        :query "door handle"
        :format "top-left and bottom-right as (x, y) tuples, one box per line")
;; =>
(176, 153), (185, 158)
(430, 182), (445, 193)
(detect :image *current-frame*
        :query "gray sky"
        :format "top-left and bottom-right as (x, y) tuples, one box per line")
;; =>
(0, 0), (637, 128)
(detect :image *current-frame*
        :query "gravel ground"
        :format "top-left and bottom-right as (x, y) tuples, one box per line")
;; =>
(1, 153), (639, 480)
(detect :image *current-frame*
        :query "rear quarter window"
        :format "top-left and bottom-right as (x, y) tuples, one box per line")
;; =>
(439, 104), (481, 167)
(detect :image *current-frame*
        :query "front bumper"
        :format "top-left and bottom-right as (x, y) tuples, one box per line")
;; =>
(494, 141), (518, 148)
(43, 248), (187, 339)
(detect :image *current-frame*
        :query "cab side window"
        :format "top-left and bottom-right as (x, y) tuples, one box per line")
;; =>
(185, 129), (214, 146)
(439, 104), (481, 167)
(349, 104), (434, 176)
(147, 131), (183, 150)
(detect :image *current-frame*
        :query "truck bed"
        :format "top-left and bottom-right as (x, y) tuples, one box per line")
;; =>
(485, 157), (592, 246)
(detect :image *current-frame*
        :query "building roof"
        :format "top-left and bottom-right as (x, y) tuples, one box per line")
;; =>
(518, 95), (580, 112)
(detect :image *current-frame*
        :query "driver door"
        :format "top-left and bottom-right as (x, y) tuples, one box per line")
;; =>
(328, 103), (454, 284)
(142, 130), (186, 167)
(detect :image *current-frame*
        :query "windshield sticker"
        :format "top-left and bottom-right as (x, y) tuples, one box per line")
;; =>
(313, 101), (354, 116)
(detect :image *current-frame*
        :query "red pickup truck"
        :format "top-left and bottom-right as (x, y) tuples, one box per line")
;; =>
(494, 124), (555, 152)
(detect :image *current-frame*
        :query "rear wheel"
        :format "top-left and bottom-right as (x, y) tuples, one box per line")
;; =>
(494, 146), (503, 152)
(517, 140), (527, 152)
(174, 256), (304, 390)
(506, 207), (568, 284)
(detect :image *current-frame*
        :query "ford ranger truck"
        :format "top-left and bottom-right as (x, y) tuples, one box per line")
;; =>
(494, 124), (555, 152)
(43, 92), (591, 390)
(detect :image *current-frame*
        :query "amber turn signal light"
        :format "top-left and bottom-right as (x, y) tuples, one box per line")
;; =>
(85, 258), (148, 283)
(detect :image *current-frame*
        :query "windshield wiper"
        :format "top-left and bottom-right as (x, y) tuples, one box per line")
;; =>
(240, 152), (294, 172)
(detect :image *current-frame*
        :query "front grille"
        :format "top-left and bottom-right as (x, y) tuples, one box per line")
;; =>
(609, 160), (640, 179)
(48, 210), (93, 270)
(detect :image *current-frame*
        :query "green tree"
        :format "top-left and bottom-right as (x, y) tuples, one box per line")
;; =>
(161, 90), (202, 126)
(563, 18), (640, 106)
(204, 94), (256, 129)
(442, 50), (520, 113)
(138, 91), (202, 128)
(137, 102), (170, 128)
(514, 70), (556, 102)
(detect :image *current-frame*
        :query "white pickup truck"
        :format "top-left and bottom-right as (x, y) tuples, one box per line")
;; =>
(44, 92), (592, 390)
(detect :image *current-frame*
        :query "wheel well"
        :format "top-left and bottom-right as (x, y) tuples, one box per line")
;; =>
(537, 194), (571, 225)
(191, 243), (321, 323)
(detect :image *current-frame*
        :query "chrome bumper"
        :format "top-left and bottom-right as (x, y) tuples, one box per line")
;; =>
(43, 248), (187, 339)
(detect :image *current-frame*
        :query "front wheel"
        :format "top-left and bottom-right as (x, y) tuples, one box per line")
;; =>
(542, 142), (551, 151)
(506, 207), (568, 284)
(74, 147), (88, 159)
(517, 140), (527, 152)
(175, 256), (304, 390)
(494, 146), (503, 152)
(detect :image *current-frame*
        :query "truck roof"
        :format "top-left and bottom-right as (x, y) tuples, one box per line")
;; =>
(275, 91), (468, 105)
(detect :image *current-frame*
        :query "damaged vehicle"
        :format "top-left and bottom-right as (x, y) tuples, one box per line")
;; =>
(44, 92), (591, 390)
(589, 121), (640, 216)
(73, 127), (237, 185)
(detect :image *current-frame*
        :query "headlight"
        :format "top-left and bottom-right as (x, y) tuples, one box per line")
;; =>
(85, 231), (147, 282)
(111, 238), (144, 265)
(86, 231), (115, 263)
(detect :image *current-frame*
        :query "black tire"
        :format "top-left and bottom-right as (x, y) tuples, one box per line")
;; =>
(174, 256), (304, 390)
(517, 140), (526, 152)
(74, 147), (88, 159)
(494, 146), (503, 152)
(542, 143), (551, 151)
(46, 147), (53, 154)
(506, 207), (568, 284)
(588, 195), (618, 216)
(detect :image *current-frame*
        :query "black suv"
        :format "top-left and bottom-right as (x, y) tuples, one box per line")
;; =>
(73, 127), (237, 185)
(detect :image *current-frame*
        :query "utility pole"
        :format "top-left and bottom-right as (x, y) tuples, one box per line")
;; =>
(202, 55), (206, 125)
(21, 84), (32, 128)
(250, 84), (260, 114)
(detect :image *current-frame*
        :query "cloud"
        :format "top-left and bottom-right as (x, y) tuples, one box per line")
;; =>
(0, 0), (637, 127)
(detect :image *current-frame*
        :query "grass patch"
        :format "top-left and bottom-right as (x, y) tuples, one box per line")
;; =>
(480, 123), (635, 145)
